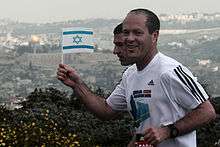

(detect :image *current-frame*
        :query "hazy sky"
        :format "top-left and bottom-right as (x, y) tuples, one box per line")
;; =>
(0, 0), (219, 23)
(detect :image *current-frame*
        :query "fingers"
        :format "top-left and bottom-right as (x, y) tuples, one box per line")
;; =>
(57, 68), (66, 77)
(57, 71), (65, 79)
(57, 64), (78, 82)
(143, 128), (161, 146)
(57, 64), (69, 81)
(144, 132), (156, 145)
(58, 64), (68, 72)
(58, 63), (75, 74)
(59, 63), (67, 68)
(57, 71), (67, 81)
(58, 64), (76, 74)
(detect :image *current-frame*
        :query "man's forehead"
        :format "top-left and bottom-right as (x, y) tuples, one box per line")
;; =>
(123, 13), (147, 28)
(125, 13), (146, 21)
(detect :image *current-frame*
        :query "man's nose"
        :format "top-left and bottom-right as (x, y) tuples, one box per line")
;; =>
(125, 33), (135, 42)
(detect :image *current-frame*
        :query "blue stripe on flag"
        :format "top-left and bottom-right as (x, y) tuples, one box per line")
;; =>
(63, 45), (94, 49)
(63, 31), (93, 35)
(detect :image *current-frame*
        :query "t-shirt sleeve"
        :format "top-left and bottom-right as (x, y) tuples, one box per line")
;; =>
(160, 65), (209, 110)
(106, 74), (127, 111)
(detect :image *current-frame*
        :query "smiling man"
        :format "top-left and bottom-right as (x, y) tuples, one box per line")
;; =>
(110, 9), (216, 147)
(57, 9), (216, 147)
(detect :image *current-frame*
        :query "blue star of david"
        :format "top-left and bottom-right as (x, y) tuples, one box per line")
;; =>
(72, 35), (82, 44)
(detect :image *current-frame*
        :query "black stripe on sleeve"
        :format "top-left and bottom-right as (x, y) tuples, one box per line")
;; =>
(178, 66), (206, 102)
(177, 66), (204, 102)
(174, 69), (187, 86)
(174, 67), (202, 103)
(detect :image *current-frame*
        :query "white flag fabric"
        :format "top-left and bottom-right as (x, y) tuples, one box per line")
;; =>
(62, 27), (94, 53)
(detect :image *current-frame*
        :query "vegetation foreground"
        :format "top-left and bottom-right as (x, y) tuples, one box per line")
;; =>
(0, 87), (219, 147)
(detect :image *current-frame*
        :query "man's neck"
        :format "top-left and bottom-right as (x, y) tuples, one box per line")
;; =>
(136, 48), (158, 71)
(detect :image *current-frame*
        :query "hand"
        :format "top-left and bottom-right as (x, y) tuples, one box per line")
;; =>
(143, 127), (170, 146)
(127, 139), (153, 147)
(57, 64), (82, 88)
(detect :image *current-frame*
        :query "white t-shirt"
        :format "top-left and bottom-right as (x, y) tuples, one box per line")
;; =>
(106, 52), (209, 147)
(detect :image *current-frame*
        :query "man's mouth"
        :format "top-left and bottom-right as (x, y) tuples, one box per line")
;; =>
(126, 44), (137, 49)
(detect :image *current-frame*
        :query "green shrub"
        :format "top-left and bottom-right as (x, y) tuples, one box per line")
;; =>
(0, 87), (219, 147)
(0, 87), (131, 147)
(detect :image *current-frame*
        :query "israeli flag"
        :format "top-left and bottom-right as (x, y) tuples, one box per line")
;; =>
(62, 27), (94, 53)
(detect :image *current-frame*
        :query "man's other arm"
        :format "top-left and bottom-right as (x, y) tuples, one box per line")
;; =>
(173, 99), (216, 135)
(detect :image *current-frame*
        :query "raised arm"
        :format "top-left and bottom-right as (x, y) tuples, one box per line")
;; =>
(57, 63), (120, 120)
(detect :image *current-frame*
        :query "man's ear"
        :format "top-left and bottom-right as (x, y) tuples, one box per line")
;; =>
(152, 30), (159, 43)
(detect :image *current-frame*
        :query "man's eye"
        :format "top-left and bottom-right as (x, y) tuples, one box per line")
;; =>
(123, 31), (129, 35)
(135, 31), (142, 35)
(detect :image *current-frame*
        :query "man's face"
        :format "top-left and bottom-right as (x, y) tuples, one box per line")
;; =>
(113, 33), (130, 66)
(122, 13), (154, 65)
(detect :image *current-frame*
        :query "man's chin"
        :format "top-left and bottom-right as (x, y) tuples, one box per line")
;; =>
(120, 61), (133, 66)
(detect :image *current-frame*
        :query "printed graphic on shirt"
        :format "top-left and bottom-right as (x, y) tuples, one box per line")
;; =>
(148, 80), (155, 85)
(174, 65), (206, 103)
(130, 90), (151, 127)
